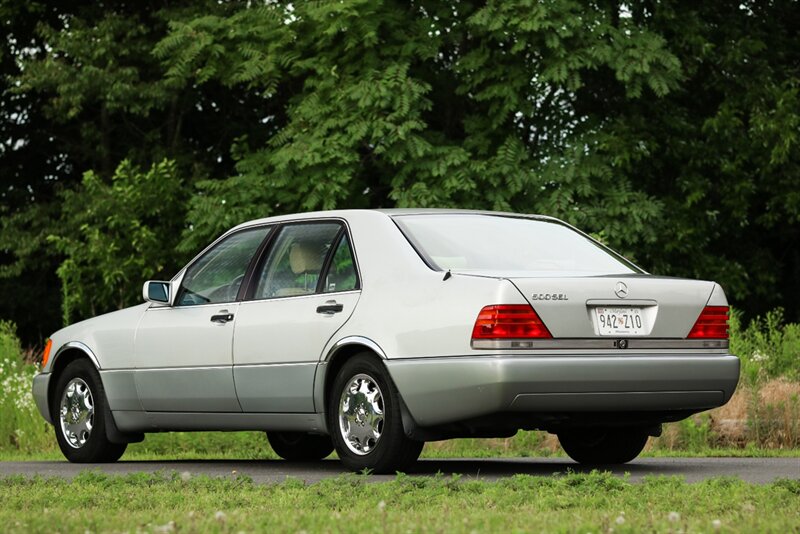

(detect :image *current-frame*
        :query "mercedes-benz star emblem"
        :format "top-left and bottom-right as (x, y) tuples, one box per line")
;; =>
(614, 281), (628, 299)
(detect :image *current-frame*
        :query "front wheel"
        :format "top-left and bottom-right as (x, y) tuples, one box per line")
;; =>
(557, 428), (648, 465)
(266, 431), (333, 461)
(52, 359), (127, 463)
(327, 354), (423, 473)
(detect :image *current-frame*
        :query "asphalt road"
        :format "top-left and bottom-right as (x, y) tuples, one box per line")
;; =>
(1, 457), (798, 484)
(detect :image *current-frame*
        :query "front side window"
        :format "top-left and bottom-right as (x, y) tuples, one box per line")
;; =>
(394, 214), (641, 275)
(177, 226), (271, 306)
(253, 223), (342, 299)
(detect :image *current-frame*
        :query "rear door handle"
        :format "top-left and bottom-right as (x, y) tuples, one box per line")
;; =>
(210, 313), (234, 323)
(316, 302), (344, 315)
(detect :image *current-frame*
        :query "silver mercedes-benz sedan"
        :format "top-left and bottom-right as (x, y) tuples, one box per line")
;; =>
(33, 209), (739, 472)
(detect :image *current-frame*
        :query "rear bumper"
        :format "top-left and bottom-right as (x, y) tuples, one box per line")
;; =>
(385, 354), (740, 427)
(32, 373), (52, 425)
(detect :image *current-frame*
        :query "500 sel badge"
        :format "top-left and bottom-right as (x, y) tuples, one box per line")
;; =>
(531, 293), (569, 301)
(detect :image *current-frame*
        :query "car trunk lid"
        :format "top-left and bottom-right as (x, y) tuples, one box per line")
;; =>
(504, 275), (715, 339)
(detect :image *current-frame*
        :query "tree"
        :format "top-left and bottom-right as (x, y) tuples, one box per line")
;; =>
(0, 0), (269, 340)
(156, 1), (676, 257)
(155, 0), (800, 319)
(48, 159), (185, 323)
(585, 1), (800, 318)
(1, 0), (798, 345)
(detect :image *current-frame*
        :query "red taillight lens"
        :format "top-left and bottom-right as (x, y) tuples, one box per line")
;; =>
(687, 306), (730, 339)
(472, 304), (552, 339)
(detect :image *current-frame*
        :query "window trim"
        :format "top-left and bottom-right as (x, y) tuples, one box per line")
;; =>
(315, 227), (345, 294)
(318, 229), (361, 294)
(235, 226), (278, 302)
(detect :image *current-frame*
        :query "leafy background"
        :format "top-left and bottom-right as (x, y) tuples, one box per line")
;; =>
(0, 0), (798, 345)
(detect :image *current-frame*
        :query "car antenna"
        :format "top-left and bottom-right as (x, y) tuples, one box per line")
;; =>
(443, 269), (452, 281)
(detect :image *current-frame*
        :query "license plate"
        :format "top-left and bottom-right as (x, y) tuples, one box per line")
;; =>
(594, 307), (645, 336)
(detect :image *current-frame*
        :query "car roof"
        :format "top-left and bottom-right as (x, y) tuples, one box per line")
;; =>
(232, 208), (560, 232)
(377, 208), (557, 220)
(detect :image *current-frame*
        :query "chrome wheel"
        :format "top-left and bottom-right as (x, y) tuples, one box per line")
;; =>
(59, 378), (94, 449)
(338, 373), (384, 455)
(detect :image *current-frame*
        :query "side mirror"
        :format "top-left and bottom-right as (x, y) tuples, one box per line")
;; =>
(143, 281), (171, 305)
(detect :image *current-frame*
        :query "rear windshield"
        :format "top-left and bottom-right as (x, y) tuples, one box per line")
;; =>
(393, 214), (641, 275)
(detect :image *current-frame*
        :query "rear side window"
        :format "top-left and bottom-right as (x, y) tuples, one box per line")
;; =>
(323, 234), (358, 293)
(394, 214), (640, 275)
(252, 223), (342, 299)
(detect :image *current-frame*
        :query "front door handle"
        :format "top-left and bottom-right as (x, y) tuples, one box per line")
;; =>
(316, 302), (344, 315)
(210, 312), (234, 323)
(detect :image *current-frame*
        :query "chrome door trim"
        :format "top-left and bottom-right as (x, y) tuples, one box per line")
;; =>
(234, 362), (318, 369)
(241, 289), (361, 306)
(134, 364), (231, 372)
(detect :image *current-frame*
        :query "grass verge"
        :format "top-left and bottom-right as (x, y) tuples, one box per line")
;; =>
(1, 471), (798, 533)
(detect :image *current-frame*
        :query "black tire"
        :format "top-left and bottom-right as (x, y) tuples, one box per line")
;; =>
(52, 359), (127, 463)
(266, 431), (334, 461)
(327, 354), (424, 473)
(558, 428), (648, 465)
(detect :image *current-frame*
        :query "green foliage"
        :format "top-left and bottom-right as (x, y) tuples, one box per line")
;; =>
(164, 1), (677, 256)
(610, 3), (800, 316)
(674, 414), (716, 453)
(1, 0), (799, 339)
(47, 159), (187, 323)
(0, 321), (52, 452)
(16, 15), (170, 119)
(0, 320), (21, 361)
(731, 308), (800, 383)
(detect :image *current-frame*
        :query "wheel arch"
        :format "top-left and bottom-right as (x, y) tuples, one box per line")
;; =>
(47, 343), (101, 416)
(316, 337), (423, 440)
(318, 338), (425, 471)
(47, 342), (143, 446)
(318, 337), (387, 417)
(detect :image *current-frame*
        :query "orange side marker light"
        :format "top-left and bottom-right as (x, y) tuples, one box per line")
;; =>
(42, 339), (53, 367)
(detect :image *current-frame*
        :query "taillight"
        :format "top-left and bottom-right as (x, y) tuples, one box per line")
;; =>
(687, 306), (729, 339)
(42, 339), (53, 367)
(472, 304), (552, 339)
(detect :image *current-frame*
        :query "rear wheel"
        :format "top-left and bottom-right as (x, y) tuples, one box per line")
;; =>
(327, 354), (423, 473)
(558, 428), (648, 465)
(266, 431), (333, 461)
(52, 359), (127, 463)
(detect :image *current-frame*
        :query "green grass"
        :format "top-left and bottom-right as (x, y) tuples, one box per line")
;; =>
(1, 471), (798, 533)
(0, 322), (53, 453)
(731, 308), (800, 384)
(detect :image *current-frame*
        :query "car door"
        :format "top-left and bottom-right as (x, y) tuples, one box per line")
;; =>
(134, 225), (272, 412)
(233, 221), (361, 412)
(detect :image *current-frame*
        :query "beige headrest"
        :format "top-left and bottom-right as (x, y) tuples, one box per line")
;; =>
(289, 242), (323, 274)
